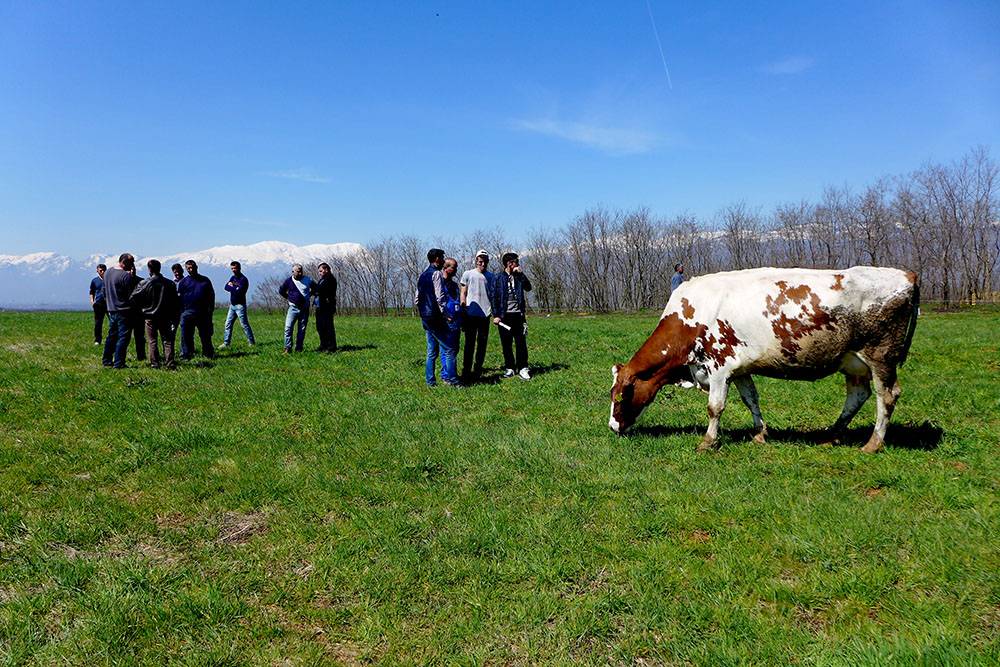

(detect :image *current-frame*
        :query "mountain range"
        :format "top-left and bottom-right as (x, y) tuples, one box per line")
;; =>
(0, 241), (363, 309)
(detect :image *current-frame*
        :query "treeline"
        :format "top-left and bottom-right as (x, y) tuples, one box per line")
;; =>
(254, 147), (999, 313)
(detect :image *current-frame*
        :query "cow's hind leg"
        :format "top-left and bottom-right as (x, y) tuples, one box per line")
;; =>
(862, 362), (900, 454)
(733, 375), (767, 444)
(697, 377), (730, 453)
(824, 353), (873, 444)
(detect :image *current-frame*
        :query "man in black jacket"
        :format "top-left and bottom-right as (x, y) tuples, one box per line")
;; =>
(315, 262), (338, 352)
(130, 259), (181, 369)
(489, 252), (533, 380)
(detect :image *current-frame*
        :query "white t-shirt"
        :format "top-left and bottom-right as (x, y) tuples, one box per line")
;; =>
(460, 269), (493, 318)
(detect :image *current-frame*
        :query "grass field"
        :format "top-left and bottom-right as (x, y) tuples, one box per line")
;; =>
(0, 307), (997, 665)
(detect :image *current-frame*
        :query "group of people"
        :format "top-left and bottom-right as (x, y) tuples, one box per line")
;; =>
(89, 255), (338, 369)
(416, 248), (532, 387)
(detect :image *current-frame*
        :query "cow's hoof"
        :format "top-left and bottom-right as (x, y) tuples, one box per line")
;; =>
(696, 437), (719, 453)
(860, 435), (884, 454)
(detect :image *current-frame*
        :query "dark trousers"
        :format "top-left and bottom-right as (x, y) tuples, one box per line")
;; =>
(316, 306), (337, 351)
(461, 315), (490, 378)
(102, 311), (132, 368)
(131, 312), (146, 360)
(180, 309), (214, 359)
(92, 302), (107, 343)
(497, 312), (528, 370)
(145, 317), (176, 369)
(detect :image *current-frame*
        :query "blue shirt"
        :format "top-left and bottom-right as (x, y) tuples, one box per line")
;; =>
(224, 273), (250, 306)
(89, 276), (105, 304)
(671, 272), (684, 291)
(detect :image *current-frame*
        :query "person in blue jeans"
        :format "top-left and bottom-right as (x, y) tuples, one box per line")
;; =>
(278, 264), (313, 353)
(221, 260), (256, 347)
(437, 258), (463, 386)
(101, 253), (140, 369)
(415, 248), (461, 387)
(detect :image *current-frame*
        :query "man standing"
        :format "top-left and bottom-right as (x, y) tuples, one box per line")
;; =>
(415, 248), (456, 387)
(314, 262), (338, 352)
(671, 263), (685, 292)
(177, 259), (216, 360)
(101, 253), (140, 369)
(129, 259), (180, 369)
(221, 260), (255, 348)
(490, 252), (532, 380)
(171, 263), (184, 286)
(89, 263), (107, 345)
(278, 264), (313, 353)
(436, 258), (462, 386)
(128, 264), (147, 362)
(459, 250), (493, 382)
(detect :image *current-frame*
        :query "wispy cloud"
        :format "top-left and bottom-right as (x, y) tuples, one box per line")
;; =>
(760, 56), (814, 75)
(512, 118), (659, 155)
(263, 168), (331, 184)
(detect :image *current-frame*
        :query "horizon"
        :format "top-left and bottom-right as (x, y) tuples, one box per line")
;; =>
(2, 2), (999, 256)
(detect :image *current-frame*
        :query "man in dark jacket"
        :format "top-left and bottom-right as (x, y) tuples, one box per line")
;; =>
(314, 262), (338, 352)
(101, 253), (141, 369)
(415, 248), (459, 386)
(278, 263), (314, 353)
(177, 259), (216, 360)
(222, 260), (255, 348)
(130, 259), (181, 369)
(489, 252), (533, 380)
(89, 263), (107, 345)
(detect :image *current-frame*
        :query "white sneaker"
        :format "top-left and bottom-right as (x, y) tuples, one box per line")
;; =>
(503, 368), (515, 378)
(518, 368), (531, 381)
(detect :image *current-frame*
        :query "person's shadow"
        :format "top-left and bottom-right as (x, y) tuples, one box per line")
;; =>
(629, 421), (942, 450)
(465, 362), (570, 385)
(336, 344), (377, 353)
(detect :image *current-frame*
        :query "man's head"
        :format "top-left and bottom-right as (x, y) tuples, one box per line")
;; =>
(318, 262), (331, 279)
(230, 261), (241, 275)
(171, 263), (183, 280)
(291, 264), (304, 280)
(442, 257), (458, 279)
(475, 250), (489, 272)
(96, 264), (106, 278)
(427, 248), (445, 269)
(184, 260), (198, 276)
(501, 252), (519, 272)
(118, 253), (135, 271)
(146, 259), (161, 276)
(674, 263), (684, 273)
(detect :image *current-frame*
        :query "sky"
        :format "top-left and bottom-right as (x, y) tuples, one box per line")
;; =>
(1, 0), (999, 257)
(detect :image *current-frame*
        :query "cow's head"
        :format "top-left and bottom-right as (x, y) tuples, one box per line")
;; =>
(609, 364), (660, 434)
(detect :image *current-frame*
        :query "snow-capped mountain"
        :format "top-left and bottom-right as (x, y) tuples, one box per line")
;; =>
(0, 241), (363, 309)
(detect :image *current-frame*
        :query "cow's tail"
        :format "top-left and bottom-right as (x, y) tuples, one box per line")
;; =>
(900, 275), (920, 366)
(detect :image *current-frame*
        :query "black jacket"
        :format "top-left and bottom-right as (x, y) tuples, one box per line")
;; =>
(315, 275), (337, 314)
(489, 271), (532, 318)
(130, 274), (181, 322)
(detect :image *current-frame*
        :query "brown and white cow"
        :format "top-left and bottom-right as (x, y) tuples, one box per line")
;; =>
(609, 267), (919, 453)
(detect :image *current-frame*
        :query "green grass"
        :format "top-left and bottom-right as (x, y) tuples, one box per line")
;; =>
(1, 308), (997, 665)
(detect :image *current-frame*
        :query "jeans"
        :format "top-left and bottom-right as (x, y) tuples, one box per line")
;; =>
(284, 305), (309, 351)
(315, 306), (337, 351)
(92, 301), (107, 343)
(498, 312), (528, 370)
(223, 304), (256, 345)
(180, 309), (215, 359)
(461, 315), (490, 378)
(102, 311), (132, 368)
(422, 317), (457, 385)
(145, 317), (176, 369)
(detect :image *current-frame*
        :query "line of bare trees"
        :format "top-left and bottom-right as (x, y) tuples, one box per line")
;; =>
(254, 147), (999, 313)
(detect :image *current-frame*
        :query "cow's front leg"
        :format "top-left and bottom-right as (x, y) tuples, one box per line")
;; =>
(697, 377), (729, 452)
(733, 375), (767, 444)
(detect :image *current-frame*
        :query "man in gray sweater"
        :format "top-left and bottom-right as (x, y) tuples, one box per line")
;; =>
(101, 253), (140, 369)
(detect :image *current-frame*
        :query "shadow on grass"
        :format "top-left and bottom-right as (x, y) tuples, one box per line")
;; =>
(630, 421), (942, 450)
(218, 350), (255, 359)
(335, 344), (377, 353)
(462, 362), (571, 386)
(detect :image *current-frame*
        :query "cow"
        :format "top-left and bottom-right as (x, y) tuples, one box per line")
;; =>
(609, 267), (919, 453)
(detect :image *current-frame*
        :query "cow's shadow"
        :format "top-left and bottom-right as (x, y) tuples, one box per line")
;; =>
(630, 421), (942, 451)
(463, 363), (571, 386)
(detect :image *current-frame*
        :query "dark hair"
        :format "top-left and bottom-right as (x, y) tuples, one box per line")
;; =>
(97, 263), (107, 271)
(427, 248), (445, 263)
(230, 260), (241, 270)
(501, 252), (519, 266)
(170, 263), (183, 272)
(184, 259), (197, 268)
(318, 262), (331, 271)
(118, 253), (135, 267)
(147, 259), (161, 273)
(674, 263), (683, 272)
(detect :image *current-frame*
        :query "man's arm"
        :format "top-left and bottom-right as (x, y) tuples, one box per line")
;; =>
(460, 284), (468, 307)
(520, 274), (532, 292)
(331, 277), (337, 315)
(278, 279), (288, 299)
(432, 271), (448, 314)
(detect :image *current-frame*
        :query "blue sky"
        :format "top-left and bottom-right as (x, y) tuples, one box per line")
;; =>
(1, 1), (998, 256)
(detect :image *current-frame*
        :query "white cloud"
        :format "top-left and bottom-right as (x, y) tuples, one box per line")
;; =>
(263, 168), (331, 184)
(512, 118), (659, 155)
(761, 56), (814, 75)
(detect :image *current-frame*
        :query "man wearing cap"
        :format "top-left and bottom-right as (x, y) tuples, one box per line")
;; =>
(489, 252), (532, 380)
(459, 249), (494, 382)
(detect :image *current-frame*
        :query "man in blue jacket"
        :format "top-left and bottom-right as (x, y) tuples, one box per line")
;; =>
(490, 252), (533, 380)
(415, 248), (459, 387)
(89, 263), (107, 345)
(177, 259), (216, 360)
(221, 260), (256, 348)
(278, 263), (313, 353)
